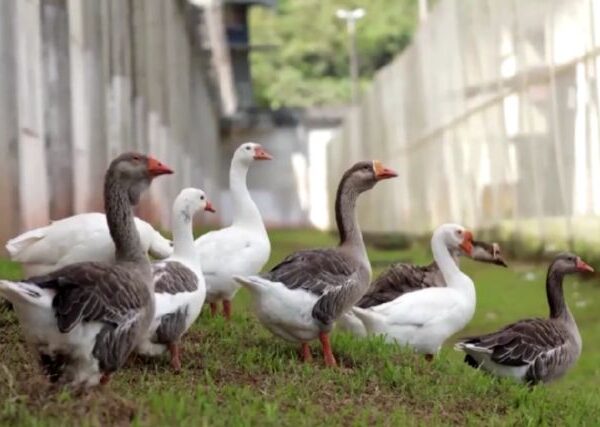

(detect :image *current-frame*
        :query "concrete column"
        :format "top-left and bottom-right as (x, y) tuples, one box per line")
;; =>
(16, 0), (49, 229)
(42, 0), (73, 219)
(69, 0), (107, 212)
(0, 0), (21, 249)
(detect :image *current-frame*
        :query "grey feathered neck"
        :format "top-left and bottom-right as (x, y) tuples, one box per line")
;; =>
(546, 264), (568, 320)
(104, 168), (148, 266)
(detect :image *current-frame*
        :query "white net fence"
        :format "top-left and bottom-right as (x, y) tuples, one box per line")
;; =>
(328, 0), (600, 252)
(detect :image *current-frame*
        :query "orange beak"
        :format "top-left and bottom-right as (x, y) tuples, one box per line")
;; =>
(576, 258), (594, 273)
(147, 157), (174, 176)
(373, 160), (398, 180)
(204, 201), (216, 213)
(254, 146), (273, 160)
(459, 230), (474, 256)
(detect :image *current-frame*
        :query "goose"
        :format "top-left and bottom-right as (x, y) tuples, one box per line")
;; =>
(351, 224), (476, 360)
(0, 153), (173, 387)
(455, 252), (592, 384)
(194, 142), (272, 320)
(6, 213), (172, 277)
(234, 161), (397, 366)
(137, 188), (215, 372)
(338, 240), (506, 336)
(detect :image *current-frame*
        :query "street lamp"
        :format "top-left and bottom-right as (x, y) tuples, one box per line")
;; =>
(336, 8), (365, 105)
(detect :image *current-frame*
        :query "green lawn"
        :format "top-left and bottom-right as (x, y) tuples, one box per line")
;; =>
(1, 229), (600, 426)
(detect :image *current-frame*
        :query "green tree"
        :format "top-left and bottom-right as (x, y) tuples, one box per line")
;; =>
(250, 0), (418, 108)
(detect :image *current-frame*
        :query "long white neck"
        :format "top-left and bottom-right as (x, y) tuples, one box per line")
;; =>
(230, 158), (265, 230)
(431, 234), (474, 299)
(171, 205), (196, 260)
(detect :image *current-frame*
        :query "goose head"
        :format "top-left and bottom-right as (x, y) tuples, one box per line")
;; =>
(109, 152), (174, 204)
(550, 253), (594, 275)
(234, 142), (273, 166)
(435, 223), (474, 256)
(341, 160), (398, 194)
(174, 188), (216, 223)
(469, 241), (508, 267)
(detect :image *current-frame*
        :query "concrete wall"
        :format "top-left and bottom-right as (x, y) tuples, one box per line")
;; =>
(0, 0), (221, 249)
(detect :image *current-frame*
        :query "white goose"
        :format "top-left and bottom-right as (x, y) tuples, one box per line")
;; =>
(6, 213), (172, 277)
(352, 224), (476, 360)
(194, 142), (272, 319)
(137, 188), (215, 371)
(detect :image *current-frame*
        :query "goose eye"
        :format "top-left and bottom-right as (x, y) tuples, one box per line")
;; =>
(200, 195), (205, 200)
(457, 230), (463, 236)
(245, 146), (251, 151)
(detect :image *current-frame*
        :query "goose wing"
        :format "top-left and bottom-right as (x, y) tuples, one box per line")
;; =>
(264, 249), (355, 294)
(30, 262), (150, 332)
(358, 262), (440, 308)
(153, 261), (199, 294)
(264, 249), (364, 327)
(29, 262), (150, 371)
(459, 318), (573, 381)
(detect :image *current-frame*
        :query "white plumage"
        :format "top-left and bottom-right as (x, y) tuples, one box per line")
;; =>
(350, 224), (477, 357)
(195, 142), (272, 318)
(6, 212), (172, 276)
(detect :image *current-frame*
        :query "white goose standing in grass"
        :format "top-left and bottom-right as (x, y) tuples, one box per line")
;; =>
(338, 239), (506, 337)
(6, 213), (172, 277)
(455, 252), (592, 384)
(0, 153), (173, 387)
(194, 142), (272, 320)
(137, 188), (215, 372)
(235, 161), (397, 366)
(352, 223), (476, 360)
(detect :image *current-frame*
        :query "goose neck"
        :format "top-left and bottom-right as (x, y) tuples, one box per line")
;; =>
(546, 269), (569, 320)
(171, 206), (196, 259)
(431, 234), (465, 289)
(104, 176), (147, 265)
(335, 180), (364, 248)
(230, 159), (264, 229)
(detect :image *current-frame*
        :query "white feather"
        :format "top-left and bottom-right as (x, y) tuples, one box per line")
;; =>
(6, 213), (173, 276)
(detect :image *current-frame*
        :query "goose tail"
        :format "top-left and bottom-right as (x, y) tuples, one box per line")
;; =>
(5, 227), (48, 260)
(148, 231), (173, 259)
(337, 311), (368, 337)
(0, 280), (52, 308)
(352, 306), (385, 334)
(233, 275), (271, 294)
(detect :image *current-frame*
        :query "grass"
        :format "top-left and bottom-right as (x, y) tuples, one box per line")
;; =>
(2, 228), (600, 426)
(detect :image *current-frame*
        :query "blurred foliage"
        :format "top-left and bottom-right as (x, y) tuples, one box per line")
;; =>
(249, 0), (418, 108)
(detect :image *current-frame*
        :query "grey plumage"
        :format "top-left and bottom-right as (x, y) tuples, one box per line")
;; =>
(0, 152), (172, 386)
(264, 249), (370, 329)
(155, 307), (189, 344)
(153, 261), (199, 294)
(263, 161), (393, 330)
(456, 252), (589, 384)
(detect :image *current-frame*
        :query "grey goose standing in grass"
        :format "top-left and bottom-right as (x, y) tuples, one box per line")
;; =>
(338, 240), (507, 336)
(137, 188), (215, 372)
(0, 153), (173, 388)
(455, 252), (593, 384)
(234, 161), (397, 366)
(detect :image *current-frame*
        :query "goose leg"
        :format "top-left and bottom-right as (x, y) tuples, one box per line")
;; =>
(210, 302), (218, 317)
(319, 332), (337, 367)
(168, 342), (182, 372)
(100, 372), (111, 386)
(300, 342), (312, 362)
(223, 300), (232, 320)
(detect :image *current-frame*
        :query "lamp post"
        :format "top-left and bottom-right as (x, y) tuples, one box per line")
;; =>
(336, 8), (365, 105)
